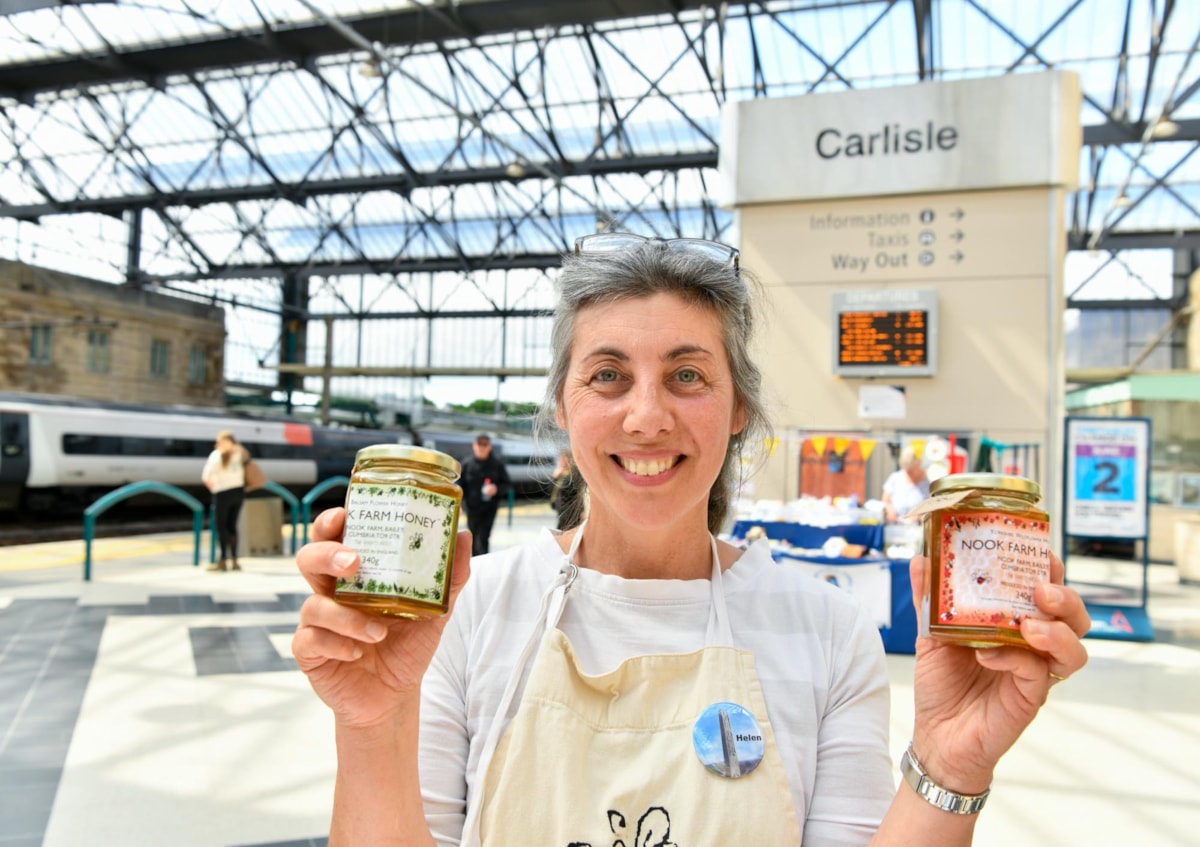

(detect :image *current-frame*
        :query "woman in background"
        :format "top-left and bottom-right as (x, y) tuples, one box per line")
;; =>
(201, 430), (248, 572)
(882, 445), (930, 522)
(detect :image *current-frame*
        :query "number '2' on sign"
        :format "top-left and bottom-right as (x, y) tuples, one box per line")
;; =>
(1075, 445), (1136, 502)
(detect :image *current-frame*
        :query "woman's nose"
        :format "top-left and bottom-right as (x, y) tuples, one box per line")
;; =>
(622, 382), (673, 436)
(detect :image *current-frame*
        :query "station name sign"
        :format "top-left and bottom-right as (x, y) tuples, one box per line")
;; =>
(720, 71), (1080, 203)
(815, 122), (958, 159)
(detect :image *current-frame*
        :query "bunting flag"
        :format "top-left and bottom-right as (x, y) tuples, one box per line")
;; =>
(833, 437), (850, 456)
(910, 439), (926, 459)
(860, 439), (877, 461)
(809, 436), (828, 457)
(764, 436), (779, 457)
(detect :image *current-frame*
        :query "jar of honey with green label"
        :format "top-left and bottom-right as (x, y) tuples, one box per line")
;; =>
(334, 444), (462, 619)
(910, 473), (1051, 650)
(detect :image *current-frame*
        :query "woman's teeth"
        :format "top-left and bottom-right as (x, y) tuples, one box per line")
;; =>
(619, 456), (679, 477)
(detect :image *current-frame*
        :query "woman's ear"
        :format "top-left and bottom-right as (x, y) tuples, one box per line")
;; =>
(731, 401), (747, 436)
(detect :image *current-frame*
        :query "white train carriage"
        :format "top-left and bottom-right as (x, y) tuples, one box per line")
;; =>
(0, 393), (554, 513)
(0, 394), (319, 511)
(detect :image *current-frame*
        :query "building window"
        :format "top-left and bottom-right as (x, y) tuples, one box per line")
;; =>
(150, 339), (170, 379)
(87, 329), (110, 373)
(188, 345), (207, 384)
(29, 324), (52, 365)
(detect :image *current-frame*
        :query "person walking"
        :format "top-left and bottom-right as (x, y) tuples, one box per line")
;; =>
(459, 433), (510, 556)
(201, 430), (249, 571)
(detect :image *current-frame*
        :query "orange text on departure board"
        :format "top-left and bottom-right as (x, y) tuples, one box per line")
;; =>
(838, 309), (928, 366)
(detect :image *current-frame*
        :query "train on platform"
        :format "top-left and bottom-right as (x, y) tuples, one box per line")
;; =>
(0, 392), (556, 514)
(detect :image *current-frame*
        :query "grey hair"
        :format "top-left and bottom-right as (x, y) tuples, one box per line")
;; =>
(533, 240), (772, 534)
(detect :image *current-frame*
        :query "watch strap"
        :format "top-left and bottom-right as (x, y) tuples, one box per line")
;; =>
(900, 743), (990, 815)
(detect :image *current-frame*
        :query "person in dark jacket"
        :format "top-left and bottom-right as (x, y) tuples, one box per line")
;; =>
(460, 433), (510, 555)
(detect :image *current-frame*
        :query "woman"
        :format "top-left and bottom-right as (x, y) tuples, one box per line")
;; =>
(882, 446), (931, 522)
(293, 234), (1089, 845)
(201, 429), (248, 572)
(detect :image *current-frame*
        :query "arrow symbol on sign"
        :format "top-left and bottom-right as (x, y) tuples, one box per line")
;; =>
(950, 251), (964, 263)
(951, 230), (964, 242)
(951, 208), (965, 220)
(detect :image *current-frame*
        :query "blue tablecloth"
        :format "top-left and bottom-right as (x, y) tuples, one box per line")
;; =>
(769, 550), (916, 655)
(731, 520), (884, 553)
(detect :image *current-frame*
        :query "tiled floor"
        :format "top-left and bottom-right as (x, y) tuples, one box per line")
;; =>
(2, 507), (1198, 847)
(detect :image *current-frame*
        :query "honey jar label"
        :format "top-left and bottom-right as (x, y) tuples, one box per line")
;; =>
(337, 483), (458, 605)
(935, 510), (1052, 629)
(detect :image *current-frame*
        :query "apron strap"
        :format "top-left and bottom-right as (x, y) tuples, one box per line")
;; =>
(706, 533), (734, 648)
(460, 559), (576, 847)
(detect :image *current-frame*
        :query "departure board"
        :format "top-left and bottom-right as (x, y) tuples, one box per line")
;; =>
(831, 289), (938, 377)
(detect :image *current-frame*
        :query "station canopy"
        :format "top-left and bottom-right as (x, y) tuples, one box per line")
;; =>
(0, 1), (1197, 398)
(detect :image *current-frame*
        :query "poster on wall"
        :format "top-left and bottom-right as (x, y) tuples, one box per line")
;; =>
(1064, 417), (1151, 539)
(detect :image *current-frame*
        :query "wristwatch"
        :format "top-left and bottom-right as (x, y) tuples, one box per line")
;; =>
(899, 743), (990, 815)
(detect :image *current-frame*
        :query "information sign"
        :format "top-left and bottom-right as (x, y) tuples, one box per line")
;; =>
(832, 289), (938, 377)
(1064, 417), (1150, 539)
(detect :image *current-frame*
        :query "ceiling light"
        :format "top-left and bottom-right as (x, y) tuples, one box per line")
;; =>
(505, 163), (526, 179)
(359, 58), (383, 78)
(1113, 192), (1132, 208)
(1149, 119), (1179, 139)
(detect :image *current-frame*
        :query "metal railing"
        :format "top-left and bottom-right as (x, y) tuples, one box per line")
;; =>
(83, 481), (204, 581)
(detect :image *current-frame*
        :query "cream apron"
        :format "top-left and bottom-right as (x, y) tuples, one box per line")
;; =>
(460, 524), (802, 846)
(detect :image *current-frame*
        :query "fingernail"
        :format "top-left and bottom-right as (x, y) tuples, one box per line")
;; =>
(1042, 584), (1062, 603)
(332, 551), (357, 570)
(365, 621), (387, 641)
(350, 646), (363, 660)
(1024, 618), (1050, 635)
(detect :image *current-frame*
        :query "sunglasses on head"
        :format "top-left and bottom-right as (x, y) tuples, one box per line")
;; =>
(573, 232), (739, 271)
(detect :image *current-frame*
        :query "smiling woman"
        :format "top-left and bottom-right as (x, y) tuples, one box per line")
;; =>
(292, 234), (1092, 847)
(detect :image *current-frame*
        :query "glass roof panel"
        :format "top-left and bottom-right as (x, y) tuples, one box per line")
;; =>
(0, 0), (1195, 289)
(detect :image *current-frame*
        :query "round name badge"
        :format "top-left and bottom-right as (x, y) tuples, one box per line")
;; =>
(692, 701), (765, 779)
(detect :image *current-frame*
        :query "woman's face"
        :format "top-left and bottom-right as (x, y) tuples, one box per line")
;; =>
(557, 291), (745, 531)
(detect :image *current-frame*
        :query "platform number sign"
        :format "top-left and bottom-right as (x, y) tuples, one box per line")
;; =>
(1064, 417), (1149, 539)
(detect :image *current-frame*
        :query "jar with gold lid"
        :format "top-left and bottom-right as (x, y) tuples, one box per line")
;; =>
(911, 473), (1052, 650)
(334, 444), (463, 619)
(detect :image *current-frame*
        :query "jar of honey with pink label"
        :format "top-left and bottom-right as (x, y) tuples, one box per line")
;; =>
(910, 473), (1052, 650)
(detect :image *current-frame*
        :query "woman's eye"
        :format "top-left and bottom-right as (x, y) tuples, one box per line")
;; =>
(594, 368), (620, 383)
(676, 368), (701, 384)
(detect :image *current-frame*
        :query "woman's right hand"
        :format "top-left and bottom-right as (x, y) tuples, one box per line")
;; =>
(292, 507), (472, 728)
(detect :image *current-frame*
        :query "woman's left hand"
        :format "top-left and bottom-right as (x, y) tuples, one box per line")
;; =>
(906, 552), (1090, 793)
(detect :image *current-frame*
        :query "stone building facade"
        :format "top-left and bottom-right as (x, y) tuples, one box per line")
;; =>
(0, 260), (225, 405)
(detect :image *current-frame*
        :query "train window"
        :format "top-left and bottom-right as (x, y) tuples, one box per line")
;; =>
(163, 439), (201, 457)
(249, 443), (288, 461)
(2, 422), (23, 457)
(120, 437), (154, 456)
(63, 433), (120, 454)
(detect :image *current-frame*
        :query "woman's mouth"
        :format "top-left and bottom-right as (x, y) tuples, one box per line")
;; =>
(616, 455), (681, 477)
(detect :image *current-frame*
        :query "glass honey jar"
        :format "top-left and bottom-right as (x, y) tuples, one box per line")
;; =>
(912, 473), (1051, 650)
(334, 444), (463, 619)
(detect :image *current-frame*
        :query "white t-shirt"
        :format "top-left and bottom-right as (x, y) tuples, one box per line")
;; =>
(420, 530), (895, 846)
(201, 449), (245, 493)
(882, 469), (931, 518)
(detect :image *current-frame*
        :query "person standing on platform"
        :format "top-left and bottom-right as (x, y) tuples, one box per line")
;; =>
(460, 433), (510, 556)
(201, 430), (249, 572)
(882, 445), (931, 522)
